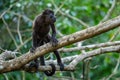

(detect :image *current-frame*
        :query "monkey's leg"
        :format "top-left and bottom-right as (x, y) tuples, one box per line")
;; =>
(53, 51), (64, 71)
(40, 36), (56, 76)
(45, 35), (64, 71)
(29, 35), (40, 69)
(40, 55), (56, 76)
(32, 40), (43, 68)
(39, 40), (45, 66)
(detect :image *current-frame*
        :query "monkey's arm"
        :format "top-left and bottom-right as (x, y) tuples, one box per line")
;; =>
(50, 24), (58, 45)
(51, 24), (56, 37)
(50, 24), (64, 70)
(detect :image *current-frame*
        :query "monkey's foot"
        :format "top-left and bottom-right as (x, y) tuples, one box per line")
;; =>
(29, 61), (39, 69)
(58, 63), (64, 71)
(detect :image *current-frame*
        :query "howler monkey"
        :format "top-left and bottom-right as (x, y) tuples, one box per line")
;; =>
(30, 9), (64, 76)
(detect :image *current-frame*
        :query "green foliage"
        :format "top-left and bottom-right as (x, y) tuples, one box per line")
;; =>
(0, 0), (120, 80)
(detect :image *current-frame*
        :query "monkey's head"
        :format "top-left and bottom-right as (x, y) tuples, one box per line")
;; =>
(42, 9), (56, 24)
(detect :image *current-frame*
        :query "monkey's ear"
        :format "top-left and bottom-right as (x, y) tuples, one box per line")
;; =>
(43, 9), (49, 15)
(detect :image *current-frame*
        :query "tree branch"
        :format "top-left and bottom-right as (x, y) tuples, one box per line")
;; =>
(69, 45), (120, 68)
(59, 41), (120, 52)
(24, 45), (120, 72)
(0, 15), (120, 73)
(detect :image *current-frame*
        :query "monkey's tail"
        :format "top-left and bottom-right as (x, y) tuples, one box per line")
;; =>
(44, 64), (56, 76)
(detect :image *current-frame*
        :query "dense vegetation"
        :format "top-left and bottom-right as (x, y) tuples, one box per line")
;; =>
(0, 0), (120, 80)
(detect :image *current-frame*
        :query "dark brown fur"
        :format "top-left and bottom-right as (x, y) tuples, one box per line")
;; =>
(30, 9), (64, 76)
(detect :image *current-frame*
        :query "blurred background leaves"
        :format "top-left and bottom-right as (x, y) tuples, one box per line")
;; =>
(0, 0), (120, 80)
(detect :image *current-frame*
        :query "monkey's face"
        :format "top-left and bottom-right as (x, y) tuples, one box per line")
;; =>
(43, 9), (56, 24)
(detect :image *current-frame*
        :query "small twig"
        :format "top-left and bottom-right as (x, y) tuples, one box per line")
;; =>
(109, 27), (120, 41)
(106, 54), (120, 80)
(8, 11), (33, 22)
(21, 71), (25, 80)
(51, 0), (65, 37)
(52, 0), (66, 15)
(46, 55), (78, 65)
(17, 15), (23, 44)
(70, 72), (75, 80)
(59, 10), (90, 28)
(51, 0), (89, 28)
(59, 41), (120, 52)
(3, 74), (8, 80)
(11, 29), (32, 33)
(1, 17), (18, 48)
(57, 30), (64, 37)
(100, 0), (116, 23)
(82, 58), (91, 80)
(0, 47), (5, 52)
(14, 37), (32, 51)
(0, 4), (14, 18)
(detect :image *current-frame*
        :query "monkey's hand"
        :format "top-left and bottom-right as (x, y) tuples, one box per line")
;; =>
(51, 37), (58, 46)
(30, 47), (35, 53)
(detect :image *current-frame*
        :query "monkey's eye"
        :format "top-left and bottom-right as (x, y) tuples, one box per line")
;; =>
(50, 15), (53, 18)
(49, 14), (53, 18)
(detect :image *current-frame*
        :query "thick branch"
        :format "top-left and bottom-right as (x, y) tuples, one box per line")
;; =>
(0, 50), (19, 61)
(0, 15), (120, 73)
